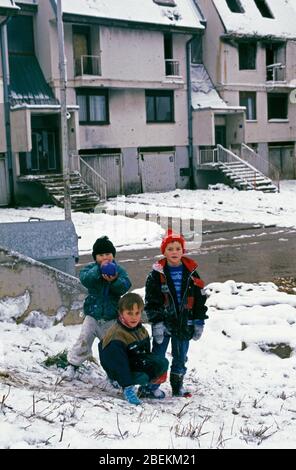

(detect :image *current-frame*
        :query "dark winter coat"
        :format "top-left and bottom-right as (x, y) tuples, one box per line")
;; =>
(99, 320), (166, 387)
(145, 256), (208, 340)
(80, 262), (131, 321)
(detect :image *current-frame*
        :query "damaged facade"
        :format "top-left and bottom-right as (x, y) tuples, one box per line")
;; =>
(0, 0), (296, 208)
(195, 0), (296, 187)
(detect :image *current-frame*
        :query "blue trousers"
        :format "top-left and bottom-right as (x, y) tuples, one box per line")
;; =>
(152, 334), (190, 376)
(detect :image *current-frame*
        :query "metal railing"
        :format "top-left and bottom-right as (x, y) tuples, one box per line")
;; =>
(198, 148), (218, 165)
(75, 54), (101, 76)
(266, 63), (286, 82)
(79, 157), (107, 201)
(165, 59), (180, 77)
(241, 143), (280, 191)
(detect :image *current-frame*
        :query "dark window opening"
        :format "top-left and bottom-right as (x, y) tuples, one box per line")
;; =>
(268, 93), (288, 120)
(239, 42), (257, 70)
(76, 89), (109, 124)
(7, 15), (35, 54)
(191, 36), (203, 64)
(146, 90), (174, 123)
(225, 0), (245, 13)
(254, 0), (274, 19)
(153, 0), (177, 6)
(240, 91), (257, 120)
(73, 25), (93, 75)
(265, 43), (285, 81)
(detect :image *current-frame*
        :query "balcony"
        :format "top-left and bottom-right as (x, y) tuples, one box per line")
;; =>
(266, 63), (286, 82)
(165, 59), (180, 77)
(75, 54), (101, 77)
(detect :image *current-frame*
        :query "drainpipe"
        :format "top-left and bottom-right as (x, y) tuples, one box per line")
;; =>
(56, 0), (72, 221)
(0, 20), (15, 205)
(186, 36), (195, 189)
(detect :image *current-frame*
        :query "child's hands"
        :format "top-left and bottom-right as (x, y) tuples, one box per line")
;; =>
(152, 322), (166, 344)
(192, 320), (204, 341)
(123, 385), (142, 405)
(101, 261), (118, 282)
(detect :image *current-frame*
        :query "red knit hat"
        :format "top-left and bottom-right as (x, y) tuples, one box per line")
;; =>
(160, 229), (185, 254)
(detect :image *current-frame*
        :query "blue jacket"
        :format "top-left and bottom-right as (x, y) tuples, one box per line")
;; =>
(80, 262), (131, 321)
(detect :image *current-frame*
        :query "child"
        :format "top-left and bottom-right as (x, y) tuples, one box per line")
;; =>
(145, 229), (208, 397)
(65, 236), (131, 379)
(99, 293), (169, 405)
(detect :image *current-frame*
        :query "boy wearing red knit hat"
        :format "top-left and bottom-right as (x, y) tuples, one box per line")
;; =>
(143, 229), (208, 398)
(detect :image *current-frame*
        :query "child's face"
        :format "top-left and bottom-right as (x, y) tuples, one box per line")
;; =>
(121, 303), (142, 328)
(95, 253), (114, 265)
(164, 241), (183, 266)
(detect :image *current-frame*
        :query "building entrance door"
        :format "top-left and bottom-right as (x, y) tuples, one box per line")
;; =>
(31, 130), (57, 173)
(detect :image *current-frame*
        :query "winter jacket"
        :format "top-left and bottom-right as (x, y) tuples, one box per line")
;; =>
(145, 256), (208, 340)
(99, 320), (163, 387)
(80, 262), (131, 321)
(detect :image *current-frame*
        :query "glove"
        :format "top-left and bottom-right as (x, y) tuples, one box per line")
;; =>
(193, 320), (204, 341)
(123, 385), (142, 406)
(101, 261), (117, 277)
(152, 322), (166, 345)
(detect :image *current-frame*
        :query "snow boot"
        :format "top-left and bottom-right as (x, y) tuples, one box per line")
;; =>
(170, 373), (192, 398)
(61, 364), (79, 381)
(138, 384), (166, 399)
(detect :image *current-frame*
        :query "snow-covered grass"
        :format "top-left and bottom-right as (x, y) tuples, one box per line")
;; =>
(1, 181), (296, 255)
(1, 281), (296, 449)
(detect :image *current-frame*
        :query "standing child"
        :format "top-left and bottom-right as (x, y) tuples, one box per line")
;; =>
(99, 293), (169, 405)
(145, 229), (208, 397)
(65, 236), (131, 378)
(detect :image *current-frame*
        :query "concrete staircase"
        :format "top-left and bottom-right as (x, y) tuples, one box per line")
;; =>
(218, 161), (278, 193)
(33, 172), (101, 212)
(214, 146), (278, 193)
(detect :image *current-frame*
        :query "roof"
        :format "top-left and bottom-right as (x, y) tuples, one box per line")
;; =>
(191, 64), (230, 110)
(0, 0), (19, 14)
(60, 0), (204, 32)
(9, 54), (59, 107)
(212, 0), (296, 39)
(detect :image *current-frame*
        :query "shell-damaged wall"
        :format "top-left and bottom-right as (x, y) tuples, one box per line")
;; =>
(0, 246), (86, 326)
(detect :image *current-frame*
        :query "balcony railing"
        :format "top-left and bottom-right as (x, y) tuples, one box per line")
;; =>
(266, 63), (286, 82)
(165, 59), (180, 77)
(75, 54), (101, 77)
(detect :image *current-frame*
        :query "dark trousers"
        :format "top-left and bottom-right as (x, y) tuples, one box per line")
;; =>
(152, 334), (189, 376)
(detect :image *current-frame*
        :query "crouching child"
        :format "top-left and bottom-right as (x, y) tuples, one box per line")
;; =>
(99, 293), (169, 405)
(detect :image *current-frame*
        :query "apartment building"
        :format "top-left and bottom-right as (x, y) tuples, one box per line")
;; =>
(0, 0), (205, 206)
(0, 0), (19, 206)
(196, 0), (296, 184)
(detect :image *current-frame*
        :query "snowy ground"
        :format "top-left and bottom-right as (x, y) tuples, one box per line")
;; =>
(1, 281), (296, 449)
(1, 182), (296, 449)
(0, 181), (295, 254)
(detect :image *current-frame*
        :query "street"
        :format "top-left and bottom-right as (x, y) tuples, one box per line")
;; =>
(77, 220), (296, 288)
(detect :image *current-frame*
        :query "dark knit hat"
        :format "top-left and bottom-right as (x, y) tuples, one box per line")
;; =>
(160, 229), (185, 254)
(92, 236), (116, 259)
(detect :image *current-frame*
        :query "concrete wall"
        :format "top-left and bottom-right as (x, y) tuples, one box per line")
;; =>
(0, 246), (86, 325)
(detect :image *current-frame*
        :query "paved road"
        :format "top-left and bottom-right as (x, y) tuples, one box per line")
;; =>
(76, 221), (296, 289)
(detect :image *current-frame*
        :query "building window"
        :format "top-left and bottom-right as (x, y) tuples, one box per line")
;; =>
(254, 0), (274, 19)
(7, 15), (35, 54)
(76, 89), (109, 124)
(191, 36), (203, 64)
(267, 93), (288, 120)
(146, 90), (174, 123)
(225, 0), (245, 13)
(239, 42), (257, 70)
(240, 92), (257, 120)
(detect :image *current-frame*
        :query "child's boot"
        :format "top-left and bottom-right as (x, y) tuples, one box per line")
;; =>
(138, 383), (166, 399)
(170, 373), (192, 398)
